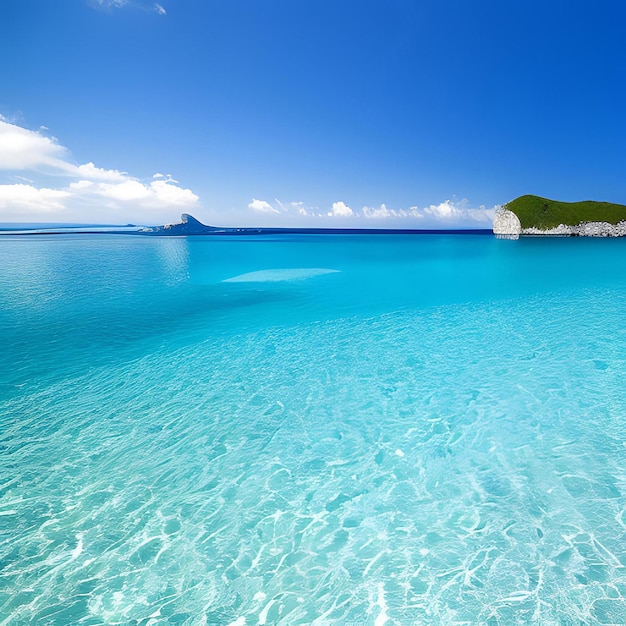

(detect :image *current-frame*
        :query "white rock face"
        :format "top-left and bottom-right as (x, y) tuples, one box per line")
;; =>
(521, 220), (626, 237)
(493, 208), (521, 236)
(576, 221), (626, 236)
(521, 224), (575, 236)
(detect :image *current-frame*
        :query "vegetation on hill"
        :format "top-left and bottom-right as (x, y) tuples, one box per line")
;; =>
(506, 195), (626, 229)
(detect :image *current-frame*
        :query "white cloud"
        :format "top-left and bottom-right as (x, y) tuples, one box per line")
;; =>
(96, 179), (151, 202)
(423, 199), (462, 219)
(154, 3), (166, 15)
(145, 178), (199, 206)
(0, 184), (70, 214)
(241, 196), (496, 228)
(362, 203), (424, 220)
(248, 198), (280, 214)
(360, 199), (495, 226)
(0, 118), (130, 181)
(422, 199), (496, 224)
(68, 180), (94, 190)
(0, 116), (70, 172)
(69, 177), (199, 208)
(75, 162), (128, 182)
(0, 119), (200, 224)
(328, 201), (353, 217)
(362, 203), (392, 219)
(290, 201), (308, 216)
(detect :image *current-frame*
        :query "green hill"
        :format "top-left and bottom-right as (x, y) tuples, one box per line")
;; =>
(506, 195), (626, 230)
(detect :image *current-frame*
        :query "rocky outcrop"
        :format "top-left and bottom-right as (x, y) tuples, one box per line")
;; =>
(520, 221), (626, 237)
(578, 221), (626, 236)
(139, 214), (220, 235)
(493, 208), (521, 237)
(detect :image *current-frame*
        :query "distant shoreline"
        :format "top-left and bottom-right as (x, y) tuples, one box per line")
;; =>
(0, 212), (494, 237)
(0, 226), (493, 237)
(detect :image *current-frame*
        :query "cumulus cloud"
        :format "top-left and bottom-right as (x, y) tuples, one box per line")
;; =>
(0, 118), (199, 223)
(248, 198), (280, 214)
(67, 176), (198, 208)
(0, 117), (70, 172)
(0, 184), (70, 213)
(362, 204), (393, 219)
(75, 162), (128, 182)
(422, 199), (496, 224)
(423, 199), (462, 219)
(328, 201), (353, 217)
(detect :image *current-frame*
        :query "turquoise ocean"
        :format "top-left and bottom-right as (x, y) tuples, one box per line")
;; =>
(1, 233), (625, 624)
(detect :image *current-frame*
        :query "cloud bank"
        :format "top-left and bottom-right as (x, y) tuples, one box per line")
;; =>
(0, 117), (199, 224)
(245, 197), (497, 228)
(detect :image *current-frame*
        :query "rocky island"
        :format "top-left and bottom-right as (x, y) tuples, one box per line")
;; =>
(494, 195), (626, 237)
(139, 213), (224, 235)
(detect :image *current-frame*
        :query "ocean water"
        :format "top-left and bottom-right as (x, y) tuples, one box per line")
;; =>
(1, 233), (625, 625)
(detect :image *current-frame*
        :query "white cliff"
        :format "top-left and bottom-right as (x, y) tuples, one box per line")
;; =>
(493, 208), (521, 237)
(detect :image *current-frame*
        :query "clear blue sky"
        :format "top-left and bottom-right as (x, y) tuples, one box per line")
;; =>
(1, 0), (625, 226)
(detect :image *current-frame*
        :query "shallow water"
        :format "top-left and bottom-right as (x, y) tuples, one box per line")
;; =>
(1, 234), (625, 624)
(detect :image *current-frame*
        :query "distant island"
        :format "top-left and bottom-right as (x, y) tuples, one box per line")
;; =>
(494, 195), (626, 237)
(140, 213), (222, 235)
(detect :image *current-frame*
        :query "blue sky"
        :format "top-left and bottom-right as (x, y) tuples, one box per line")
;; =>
(1, 0), (625, 226)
